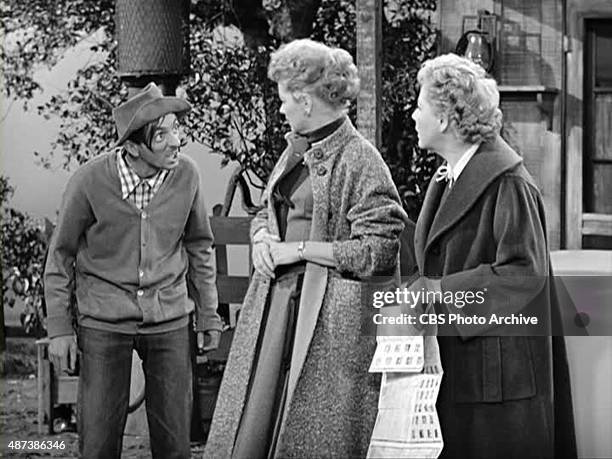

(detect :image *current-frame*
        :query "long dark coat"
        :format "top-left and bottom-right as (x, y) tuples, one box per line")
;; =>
(414, 136), (577, 459)
(204, 119), (408, 458)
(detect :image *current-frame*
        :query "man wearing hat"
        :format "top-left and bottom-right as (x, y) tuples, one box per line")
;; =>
(44, 83), (222, 458)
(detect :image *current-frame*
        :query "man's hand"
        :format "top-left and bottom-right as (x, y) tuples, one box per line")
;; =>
(197, 330), (221, 353)
(48, 335), (78, 374)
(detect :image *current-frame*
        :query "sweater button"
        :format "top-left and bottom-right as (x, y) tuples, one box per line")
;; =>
(137, 289), (144, 297)
(141, 211), (147, 219)
(313, 149), (323, 160)
(139, 270), (144, 278)
(317, 165), (327, 176)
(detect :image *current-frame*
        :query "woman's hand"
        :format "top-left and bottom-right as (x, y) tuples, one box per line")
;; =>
(253, 242), (276, 278)
(268, 241), (301, 267)
(252, 228), (280, 245)
(252, 229), (280, 278)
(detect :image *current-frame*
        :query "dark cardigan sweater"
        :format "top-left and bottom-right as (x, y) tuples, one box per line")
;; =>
(44, 151), (222, 337)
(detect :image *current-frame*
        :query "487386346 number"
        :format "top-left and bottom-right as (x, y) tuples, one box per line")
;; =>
(7, 440), (66, 450)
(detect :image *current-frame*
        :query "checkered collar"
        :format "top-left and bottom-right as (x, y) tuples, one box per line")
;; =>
(116, 148), (168, 200)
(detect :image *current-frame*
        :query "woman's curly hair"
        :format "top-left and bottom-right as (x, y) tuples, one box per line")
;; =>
(268, 39), (360, 109)
(417, 54), (502, 144)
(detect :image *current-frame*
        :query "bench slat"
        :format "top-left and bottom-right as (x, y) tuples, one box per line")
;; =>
(210, 217), (252, 244)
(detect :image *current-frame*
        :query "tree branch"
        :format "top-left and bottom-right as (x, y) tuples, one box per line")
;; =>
(88, 89), (114, 111)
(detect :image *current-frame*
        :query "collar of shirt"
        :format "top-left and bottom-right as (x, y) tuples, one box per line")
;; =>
(451, 142), (481, 183)
(116, 149), (168, 200)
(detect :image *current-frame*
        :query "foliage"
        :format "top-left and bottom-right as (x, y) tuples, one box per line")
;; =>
(182, 17), (285, 183)
(2, 0), (438, 218)
(1, 0), (115, 103)
(311, 0), (439, 220)
(0, 175), (14, 206)
(380, 0), (440, 221)
(36, 51), (126, 169)
(1, 338), (38, 376)
(1, 176), (49, 336)
(311, 0), (356, 54)
(1, 0), (120, 168)
(184, 0), (440, 208)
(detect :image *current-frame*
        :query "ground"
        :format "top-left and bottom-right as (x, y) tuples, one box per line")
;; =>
(1, 338), (206, 458)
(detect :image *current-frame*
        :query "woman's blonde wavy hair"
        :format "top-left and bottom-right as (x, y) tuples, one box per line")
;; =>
(268, 39), (360, 109)
(417, 53), (502, 144)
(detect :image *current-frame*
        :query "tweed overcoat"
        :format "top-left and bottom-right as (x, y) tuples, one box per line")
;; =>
(204, 118), (408, 458)
(414, 136), (577, 459)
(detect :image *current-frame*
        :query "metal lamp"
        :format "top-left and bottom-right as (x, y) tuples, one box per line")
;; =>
(456, 30), (494, 72)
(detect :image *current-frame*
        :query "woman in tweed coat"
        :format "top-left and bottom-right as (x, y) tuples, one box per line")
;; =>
(204, 39), (408, 458)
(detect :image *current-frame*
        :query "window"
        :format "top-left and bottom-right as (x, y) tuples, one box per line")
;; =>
(583, 19), (612, 248)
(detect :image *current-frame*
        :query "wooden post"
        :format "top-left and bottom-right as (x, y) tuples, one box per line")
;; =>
(356, 0), (383, 149)
(0, 287), (5, 353)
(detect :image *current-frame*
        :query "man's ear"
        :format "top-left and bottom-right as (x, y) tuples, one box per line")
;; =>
(123, 140), (140, 159)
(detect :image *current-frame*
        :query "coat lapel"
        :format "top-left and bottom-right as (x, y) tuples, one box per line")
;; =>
(275, 134), (309, 184)
(264, 134), (309, 236)
(415, 178), (445, 271)
(424, 137), (523, 253)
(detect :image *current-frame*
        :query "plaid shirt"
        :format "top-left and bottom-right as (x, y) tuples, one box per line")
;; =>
(116, 149), (169, 210)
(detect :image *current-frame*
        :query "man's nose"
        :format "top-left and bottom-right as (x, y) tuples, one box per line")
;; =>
(168, 132), (180, 148)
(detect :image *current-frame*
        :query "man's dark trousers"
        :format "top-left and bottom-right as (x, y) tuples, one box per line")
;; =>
(77, 326), (192, 459)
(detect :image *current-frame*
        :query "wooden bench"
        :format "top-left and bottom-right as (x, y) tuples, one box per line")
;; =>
(192, 205), (253, 439)
(36, 338), (78, 434)
(208, 204), (253, 329)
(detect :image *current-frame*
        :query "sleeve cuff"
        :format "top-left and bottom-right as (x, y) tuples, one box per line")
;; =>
(332, 240), (354, 273)
(46, 316), (75, 338)
(250, 214), (269, 241)
(195, 314), (223, 333)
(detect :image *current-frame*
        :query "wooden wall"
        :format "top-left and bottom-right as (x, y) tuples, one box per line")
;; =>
(437, 0), (563, 249)
(565, 0), (612, 248)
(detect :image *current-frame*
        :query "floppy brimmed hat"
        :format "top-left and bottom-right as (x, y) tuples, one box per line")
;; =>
(113, 82), (192, 147)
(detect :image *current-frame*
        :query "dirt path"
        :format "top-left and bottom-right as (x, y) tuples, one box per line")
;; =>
(1, 377), (205, 458)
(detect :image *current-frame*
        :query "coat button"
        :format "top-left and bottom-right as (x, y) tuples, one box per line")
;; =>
(313, 149), (323, 160)
(317, 165), (327, 176)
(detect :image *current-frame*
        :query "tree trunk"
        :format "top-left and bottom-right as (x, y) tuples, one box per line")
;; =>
(356, 0), (382, 148)
(0, 289), (5, 352)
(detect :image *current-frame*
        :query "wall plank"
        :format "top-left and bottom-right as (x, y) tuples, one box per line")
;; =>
(565, 0), (612, 247)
